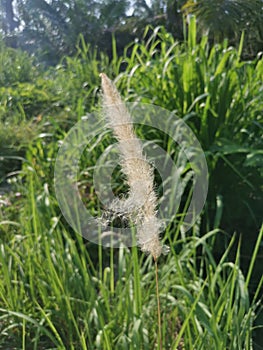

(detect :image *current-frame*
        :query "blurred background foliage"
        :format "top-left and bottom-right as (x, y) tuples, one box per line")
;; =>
(0, 0), (262, 64)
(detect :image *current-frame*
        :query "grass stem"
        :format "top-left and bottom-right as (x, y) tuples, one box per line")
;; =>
(155, 258), (162, 350)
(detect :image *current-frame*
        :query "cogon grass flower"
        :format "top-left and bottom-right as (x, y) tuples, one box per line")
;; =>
(100, 73), (168, 260)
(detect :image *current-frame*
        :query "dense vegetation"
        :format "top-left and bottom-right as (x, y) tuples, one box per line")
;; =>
(1, 0), (262, 63)
(0, 19), (262, 350)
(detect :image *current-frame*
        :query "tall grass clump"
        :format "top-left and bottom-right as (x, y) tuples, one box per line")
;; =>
(113, 21), (262, 254)
(0, 145), (262, 348)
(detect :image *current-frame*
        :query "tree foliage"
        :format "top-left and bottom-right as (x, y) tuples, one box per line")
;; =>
(1, 0), (131, 63)
(183, 0), (263, 56)
(0, 0), (262, 63)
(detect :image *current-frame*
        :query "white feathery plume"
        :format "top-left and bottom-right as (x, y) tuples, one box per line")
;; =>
(100, 73), (165, 260)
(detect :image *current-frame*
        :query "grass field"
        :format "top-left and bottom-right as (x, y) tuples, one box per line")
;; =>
(0, 22), (262, 349)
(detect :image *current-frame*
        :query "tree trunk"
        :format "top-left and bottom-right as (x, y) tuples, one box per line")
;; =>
(166, 0), (184, 40)
(4, 0), (19, 32)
